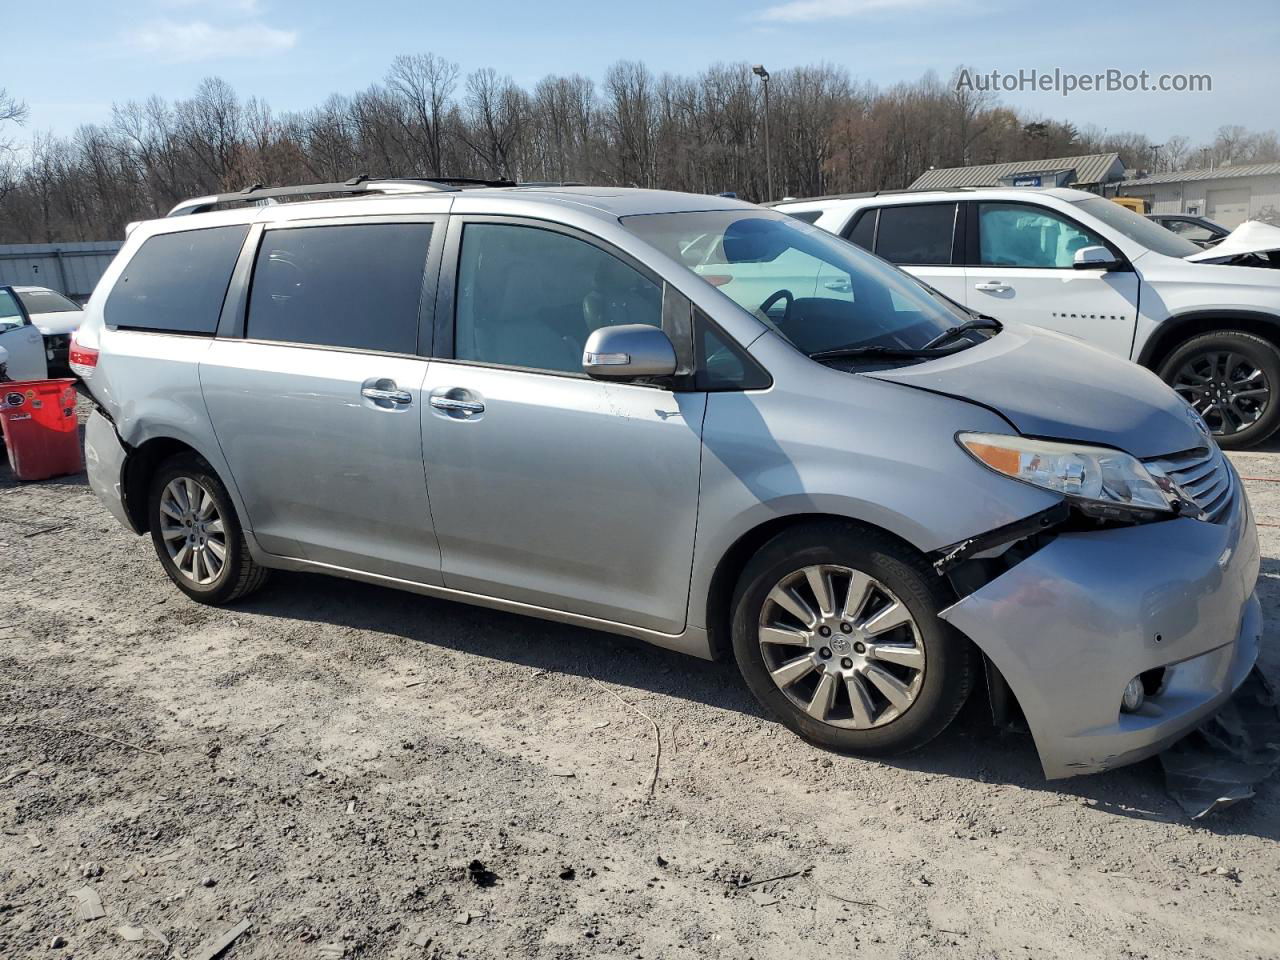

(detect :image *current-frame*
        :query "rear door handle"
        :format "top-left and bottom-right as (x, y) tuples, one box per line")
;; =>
(823, 279), (851, 292)
(974, 281), (1012, 293)
(362, 386), (413, 404)
(430, 396), (485, 414)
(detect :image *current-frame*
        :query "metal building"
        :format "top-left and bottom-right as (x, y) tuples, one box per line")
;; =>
(908, 153), (1125, 192)
(1114, 163), (1280, 229)
(0, 241), (122, 303)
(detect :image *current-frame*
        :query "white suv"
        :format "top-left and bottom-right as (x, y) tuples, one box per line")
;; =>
(774, 187), (1280, 447)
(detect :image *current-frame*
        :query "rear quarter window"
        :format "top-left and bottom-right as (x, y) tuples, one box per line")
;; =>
(106, 225), (249, 334)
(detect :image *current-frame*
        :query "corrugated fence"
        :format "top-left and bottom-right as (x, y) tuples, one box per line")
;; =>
(0, 242), (123, 303)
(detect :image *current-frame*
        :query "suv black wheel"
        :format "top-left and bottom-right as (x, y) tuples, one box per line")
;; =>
(731, 521), (974, 756)
(1159, 330), (1280, 449)
(147, 453), (269, 604)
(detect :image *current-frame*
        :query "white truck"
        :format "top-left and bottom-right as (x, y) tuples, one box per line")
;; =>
(772, 187), (1280, 447)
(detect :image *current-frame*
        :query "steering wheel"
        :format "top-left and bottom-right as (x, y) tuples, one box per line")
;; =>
(758, 288), (795, 325)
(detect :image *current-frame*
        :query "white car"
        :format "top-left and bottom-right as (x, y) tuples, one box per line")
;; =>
(773, 187), (1280, 447)
(0, 285), (49, 381)
(13, 285), (84, 370)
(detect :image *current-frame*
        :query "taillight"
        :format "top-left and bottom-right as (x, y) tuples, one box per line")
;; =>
(69, 334), (99, 379)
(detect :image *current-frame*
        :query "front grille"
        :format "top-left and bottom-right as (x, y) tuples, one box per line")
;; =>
(1145, 446), (1235, 523)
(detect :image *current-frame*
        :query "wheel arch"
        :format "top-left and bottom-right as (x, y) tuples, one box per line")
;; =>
(702, 512), (934, 662)
(122, 435), (230, 534)
(1137, 309), (1280, 371)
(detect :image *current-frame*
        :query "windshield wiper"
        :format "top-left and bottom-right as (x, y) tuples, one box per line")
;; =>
(808, 344), (964, 362)
(920, 316), (1002, 350)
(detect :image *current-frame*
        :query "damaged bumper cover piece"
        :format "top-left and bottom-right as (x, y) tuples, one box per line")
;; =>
(940, 481), (1262, 780)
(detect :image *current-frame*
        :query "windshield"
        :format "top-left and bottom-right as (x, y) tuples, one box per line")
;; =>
(17, 289), (81, 314)
(1073, 197), (1202, 258)
(622, 209), (976, 358)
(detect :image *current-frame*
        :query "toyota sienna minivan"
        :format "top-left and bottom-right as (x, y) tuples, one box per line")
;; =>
(75, 179), (1262, 779)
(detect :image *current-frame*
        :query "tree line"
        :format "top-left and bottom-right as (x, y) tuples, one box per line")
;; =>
(1, 60), (1278, 243)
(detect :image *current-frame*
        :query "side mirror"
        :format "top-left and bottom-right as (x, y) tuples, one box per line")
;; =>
(582, 324), (677, 380)
(1073, 245), (1121, 270)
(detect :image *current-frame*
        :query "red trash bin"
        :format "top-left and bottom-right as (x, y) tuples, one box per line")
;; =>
(0, 378), (83, 482)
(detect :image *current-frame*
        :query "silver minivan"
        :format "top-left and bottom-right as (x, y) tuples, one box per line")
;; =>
(75, 179), (1262, 780)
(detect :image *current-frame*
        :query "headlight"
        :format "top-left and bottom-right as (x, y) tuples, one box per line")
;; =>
(958, 433), (1174, 517)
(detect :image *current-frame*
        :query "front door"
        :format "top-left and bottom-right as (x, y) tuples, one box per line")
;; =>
(422, 219), (705, 634)
(200, 219), (443, 583)
(965, 201), (1140, 357)
(0, 287), (49, 381)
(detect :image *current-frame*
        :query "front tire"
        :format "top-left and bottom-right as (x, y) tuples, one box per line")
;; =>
(148, 453), (269, 604)
(731, 522), (974, 756)
(1158, 330), (1280, 449)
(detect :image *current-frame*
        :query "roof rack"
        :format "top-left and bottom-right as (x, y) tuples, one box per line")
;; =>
(165, 175), (468, 218)
(166, 175), (595, 218)
(763, 185), (983, 206)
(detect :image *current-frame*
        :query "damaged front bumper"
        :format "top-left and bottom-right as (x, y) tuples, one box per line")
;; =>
(940, 479), (1262, 780)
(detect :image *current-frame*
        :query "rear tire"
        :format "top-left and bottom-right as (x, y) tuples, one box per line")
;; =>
(147, 453), (269, 604)
(730, 521), (973, 757)
(1158, 330), (1280, 449)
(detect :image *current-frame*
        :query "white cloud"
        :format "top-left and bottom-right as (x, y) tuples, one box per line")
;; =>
(124, 20), (296, 62)
(756, 0), (956, 21)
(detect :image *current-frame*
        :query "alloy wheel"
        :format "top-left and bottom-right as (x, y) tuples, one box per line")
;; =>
(158, 477), (227, 586)
(1172, 350), (1272, 438)
(758, 564), (926, 729)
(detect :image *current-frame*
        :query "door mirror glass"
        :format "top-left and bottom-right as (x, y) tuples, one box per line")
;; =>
(582, 324), (677, 380)
(1072, 245), (1120, 270)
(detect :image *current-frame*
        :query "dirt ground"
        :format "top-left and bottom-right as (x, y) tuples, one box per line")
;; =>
(1, 409), (1277, 960)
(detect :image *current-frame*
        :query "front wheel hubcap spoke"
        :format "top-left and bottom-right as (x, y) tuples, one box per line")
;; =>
(771, 655), (817, 689)
(807, 671), (837, 720)
(865, 664), (913, 711)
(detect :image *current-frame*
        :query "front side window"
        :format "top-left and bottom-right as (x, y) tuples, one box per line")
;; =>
(874, 204), (956, 265)
(247, 223), (432, 354)
(454, 223), (662, 375)
(106, 225), (249, 334)
(0, 289), (25, 331)
(977, 203), (1108, 269)
(17, 290), (80, 314)
(622, 210), (973, 358)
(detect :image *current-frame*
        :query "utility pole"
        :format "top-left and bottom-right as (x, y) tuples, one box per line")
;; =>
(753, 64), (772, 202)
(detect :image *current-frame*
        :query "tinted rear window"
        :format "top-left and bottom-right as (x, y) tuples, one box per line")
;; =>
(246, 223), (432, 354)
(18, 290), (81, 313)
(106, 226), (248, 334)
(874, 204), (955, 265)
(846, 210), (875, 250)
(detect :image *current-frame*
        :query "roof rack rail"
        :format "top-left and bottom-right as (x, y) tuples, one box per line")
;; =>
(763, 185), (983, 206)
(165, 175), (461, 218)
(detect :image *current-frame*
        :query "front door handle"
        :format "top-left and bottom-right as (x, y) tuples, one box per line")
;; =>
(362, 386), (413, 405)
(430, 395), (485, 414)
(974, 281), (1012, 293)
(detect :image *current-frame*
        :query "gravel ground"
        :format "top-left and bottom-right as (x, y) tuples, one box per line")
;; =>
(0, 407), (1277, 960)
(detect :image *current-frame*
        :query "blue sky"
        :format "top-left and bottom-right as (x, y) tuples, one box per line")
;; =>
(9, 0), (1279, 147)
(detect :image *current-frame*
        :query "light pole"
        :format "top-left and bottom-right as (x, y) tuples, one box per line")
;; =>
(753, 64), (772, 202)
(1150, 143), (1163, 174)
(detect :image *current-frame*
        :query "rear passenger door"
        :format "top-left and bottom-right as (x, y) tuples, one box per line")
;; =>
(842, 203), (969, 307)
(200, 216), (445, 583)
(421, 218), (705, 634)
(0, 286), (49, 381)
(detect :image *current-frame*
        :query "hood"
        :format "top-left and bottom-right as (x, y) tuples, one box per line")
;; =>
(1186, 220), (1280, 262)
(29, 310), (83, 337)
(864, 324), (1205, 459)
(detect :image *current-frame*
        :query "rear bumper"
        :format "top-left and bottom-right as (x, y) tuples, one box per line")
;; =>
(941, 478), (1263, 779)
(85, 408), (136, 533)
